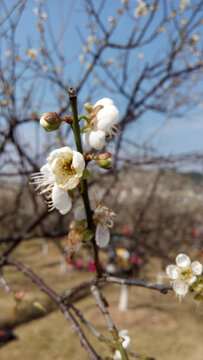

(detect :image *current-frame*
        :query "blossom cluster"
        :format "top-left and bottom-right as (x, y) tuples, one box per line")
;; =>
(31, 97), (119, 252)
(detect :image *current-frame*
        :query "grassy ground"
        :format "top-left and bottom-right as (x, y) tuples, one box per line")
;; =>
(0, 239), (203, 360)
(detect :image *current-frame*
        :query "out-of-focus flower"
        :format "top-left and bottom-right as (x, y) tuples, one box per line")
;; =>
(181, 18), (188, 25)
(87, 35), (95, 44)
(83, 97), (119, 150)
(42, 65), (48, 72)
(157, 26), (166, 33)
(192, 33), (200, 43)
(166, 253), (202, 299)
(113, 330), (131, 360)
(180, 0), (190, 12)
(106, 57), (115, 66)
(82, 44), (91, 53)
(5, 50), (12, 58)
(138, 52), (144, 59)
(1, 99), (9, 106)
(31, 147), (85, 214)
(108, 16), (115, 23)
(33, 7), (40, 15)
(94, 204), (116, 248)
(79, 54), (86, 63)
(25, 48), (37, 59)
(134, 1), (148, 18)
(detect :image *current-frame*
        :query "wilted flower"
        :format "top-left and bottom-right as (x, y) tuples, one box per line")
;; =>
(31, 147), (85, 214)
(83, 98), (119, 151)
(113, 330), (131, 360)
(94, 204), (116, 248)
(166, 253), (202, 299)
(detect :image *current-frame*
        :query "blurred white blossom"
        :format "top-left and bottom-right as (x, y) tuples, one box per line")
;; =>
(25, 48), (37, 59)
(134, 1), (148, 18)
(94, 204), (116, 248)
(113, 330), (131, 360)
(180, 0), (190, 12)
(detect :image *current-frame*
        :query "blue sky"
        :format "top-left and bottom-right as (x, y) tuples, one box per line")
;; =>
(2, 0), (203, 171)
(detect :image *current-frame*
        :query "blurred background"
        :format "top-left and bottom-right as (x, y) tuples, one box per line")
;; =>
(0, 1), (203, 359)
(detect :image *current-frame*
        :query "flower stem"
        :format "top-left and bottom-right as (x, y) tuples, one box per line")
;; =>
(68, 88), (101, 277)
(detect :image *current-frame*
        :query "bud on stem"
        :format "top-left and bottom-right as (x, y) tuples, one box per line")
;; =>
(97, 152), (114, 169)
(40, 112), (61, 131)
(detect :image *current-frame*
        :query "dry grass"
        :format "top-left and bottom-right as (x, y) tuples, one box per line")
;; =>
(0, 239), (203, 360)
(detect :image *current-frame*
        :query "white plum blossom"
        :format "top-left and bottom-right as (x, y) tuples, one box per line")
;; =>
(113, 330), (131, 360)
(166, 253), (202, 299)
(25, 48), (37, 59)
(74, 203), (116, 248)
(94, 204), (116, 248)
(83, 98), (119, 151)
(134, 1), (148, 18)
(31, 147), (85, 215)
(180, 0), (190, 12)
(108, 16), (115, 24)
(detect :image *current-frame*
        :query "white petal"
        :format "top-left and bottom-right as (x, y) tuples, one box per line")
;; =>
(118, 330), (130, 349)
(122, 335), (131, 349)
(47, 146), (73, 165)
(83, 132), (91, 149)
(173, 279), (189, 296)
(72, 151), (85, 176)
(97, 105), (119, 131)
(94, 98), (114, 107)
(119, 330), (128, 337)
(95, 224), (110, 248)
(52, 185), (72, 215)
(176, 253), (191, 268)
(166, 264), (179, 280)
(187, 276), (197, 286)
(191, 261), (203, 276)
(113, 350), (122, 360)
(40, 163), (52, 175)
(88, 130), (106, 150)
(74, 205), (86, 221)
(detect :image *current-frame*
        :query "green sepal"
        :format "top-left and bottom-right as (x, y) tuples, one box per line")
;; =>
(83, 229), (94, 242)
(80, 126), (91, 133)
(82, 168), (90, 180)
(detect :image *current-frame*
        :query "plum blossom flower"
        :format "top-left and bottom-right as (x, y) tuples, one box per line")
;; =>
(31, 147), (85, 215)
(134, 1), (148, 18)
(74, 203), (116, 248)
(166, 253), (202, 299)
(83, 98), (119, 151)
(113, 330), (131, 360)
(25, 48), (37, 59)
(94, 204), (116, 248)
